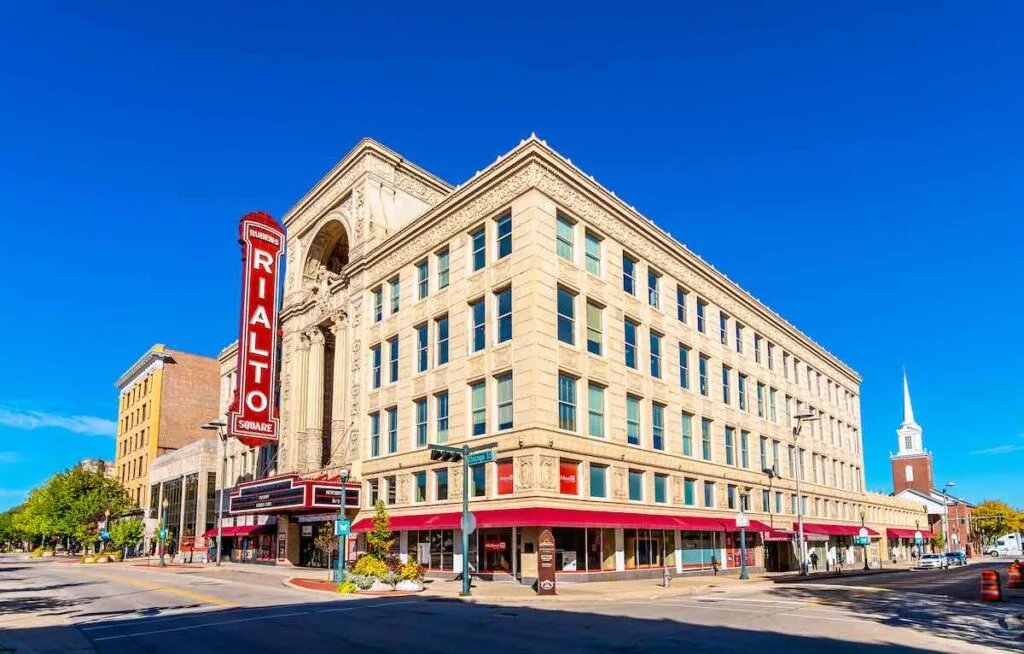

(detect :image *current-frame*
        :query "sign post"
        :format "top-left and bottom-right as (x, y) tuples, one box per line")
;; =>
(736, 511), (750, 580)
(537, 529), (557, 595)
(859, 526), (870, 571)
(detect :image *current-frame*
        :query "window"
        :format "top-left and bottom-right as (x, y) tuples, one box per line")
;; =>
(769, 388), (778, 422)
(437, 247), (450, 289)
(416, 324), (429, 373)
(626, 395), (641, 446)
(654, 473), (668, 504)
(738, 374), (747, 411)
(741, 491), (751, 512)
(652, 403), (665, 450)
(754, 334), (762, 363)
(370, 412), (380, 457)
(415, 398), (428, 448)
(622, 253), (637, 295)
(698, 354), (709, 396)
(681, 412), (693, 456)
(559, 460), (578, 495)
(556, 214), (575, 261)
(586, 301), (602, 355)
(767, 342), (775, 370)
(678, 344), (690, 389)
(386, 476), (397, 505)
(762, 489), (770, 512)
(649, 331), (662, 378)
(701, 418), (712, 460)
(416, 260), (429, 300)
(703, 481), (715, 507)
(557, 288), (575, 345)
(414, 471), (427, 503)
(558, 374), (577, 431)
(496, 212), (512, 259)
(471, 227), (486, 271)
(783, 352), (789, 378)
(759, 436), (768, 471)
(772, 440), (780, 472)
(647, 269), (660, 308)
(367, 478), (379, 506)
(389, 277), (400, 314)
(587, 383), (605, 438)
(719, 312), (728, 346)
(373, 287), (383, 322)
(371, 344), (382, 389)
(793, 358), (800, 385)
(497, 460), (514, 496)
(727, 484), (737, 510)
(725, 427), (735, 466)
(496, 373), (513, 431)
(904, 465), (914, 482)
(470, 381), (486, 436)
(676, 286), (688, 322)
(722, 365), (731, 404)
(696, 299), (707, 333)
(470, 298), (486, 352)
(589, 463), (607, 498)
(684, 478), (696, 506)
(624, 319), (639, 369)
(387, 407), (398, 454)
(496, 287), (512, 343)
(775, 491), (783, 514)
(735, 323), (743, 353)
(388, 336), (399, 383)
(740, 431), (750, 468)
(628, 470), (643, 502)
(471, 464), (486, 498)
(436, 315), (449, 366)
(756, 384), (765, 418)
(435, 468), (448, 501)
(435, 391), (449, 444)
(584, 231), (601, 275)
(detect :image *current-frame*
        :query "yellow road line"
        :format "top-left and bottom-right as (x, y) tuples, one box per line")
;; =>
(75, 570), (237, 607)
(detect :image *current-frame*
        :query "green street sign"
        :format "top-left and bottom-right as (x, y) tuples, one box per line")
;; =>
(467, 451), (494, 466)
(159, 528), (168, 540)
(853, 536), (870, 546)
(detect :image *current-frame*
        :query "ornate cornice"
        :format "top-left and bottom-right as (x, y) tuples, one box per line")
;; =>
(115, 344), (173, 391)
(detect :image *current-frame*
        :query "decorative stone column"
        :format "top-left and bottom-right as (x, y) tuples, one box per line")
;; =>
(305, 329), (325, 471)
(290, 333), (311, 472)
(330, 317), (348, 467)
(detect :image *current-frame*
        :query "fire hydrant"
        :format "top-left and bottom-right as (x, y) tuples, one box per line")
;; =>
(663, 567), (672, 587)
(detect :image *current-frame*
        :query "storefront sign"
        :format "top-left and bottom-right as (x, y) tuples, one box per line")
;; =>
(559, 462), (578, 495)
(497, 461), (514, 495)
(484, 540), (506, 551)
(229, 211), (285, 448)
(229, 475), (360, 515)
(537, 529), (557, 595)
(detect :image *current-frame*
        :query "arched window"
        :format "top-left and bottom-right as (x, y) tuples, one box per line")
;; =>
(905, 465), (914, 482)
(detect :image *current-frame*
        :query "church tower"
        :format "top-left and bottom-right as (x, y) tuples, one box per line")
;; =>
(890, 370), (933, 494)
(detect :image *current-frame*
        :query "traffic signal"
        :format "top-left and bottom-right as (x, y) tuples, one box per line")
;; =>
(428, 444), (463, 462)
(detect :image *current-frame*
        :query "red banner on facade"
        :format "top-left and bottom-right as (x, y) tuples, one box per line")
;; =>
(229, 211), (285, 448)
(497, 461), (514, 495)
(559, 461), (578, 495)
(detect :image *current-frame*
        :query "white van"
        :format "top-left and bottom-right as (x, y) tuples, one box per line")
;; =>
(985, 533), (1023, 557)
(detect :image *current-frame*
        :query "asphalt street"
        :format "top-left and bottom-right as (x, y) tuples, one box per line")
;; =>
(1, 556), (1021, 653)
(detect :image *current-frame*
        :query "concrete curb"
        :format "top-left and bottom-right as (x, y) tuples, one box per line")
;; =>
(281, 577), (342, 597)
(771, 568), (912, 584)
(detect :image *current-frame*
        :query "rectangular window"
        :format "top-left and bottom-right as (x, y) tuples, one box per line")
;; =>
(558, 374), (577, 431)
(367, 479), (379, 506)
(414, 471), (427, 503)
(756, 384), (765, 418)
(719, 312), (728, 346)
(470, 381), (486, 436)
(783, 352), (789, 378)
(559, 460), (578, 495)
(775, 491), (783, 514)
(387, 407), (398, 454)
(681, 412), (693, 456)
(496, 212), (512, 259)
(416, 323), (429, 373)
(767, 342), (775, 370)
(386, 476), (397, 505)
(769, 388), (778, 422)
(652, 403), (665, 451)
(701, 418), (712, 460)
(684, 478), (696, 506)
(586, 301), (602, 355)
(654, 473), (667, 504)
(389, 277), (400, 314)
(647, 269), (660, 308)
(584, 231), (601, 275)
(435, 391), (449, 444)
(373, 287), (383, 322)
(496, 287), (512, 343)
(557, 287), (575, 345)
(626, 395), (641, 446)
(556, 214), (574, 261)
(738, 374), (747, 411)
(471, 226), (486, 271)
(415, 398), (428, 448)
(761, 489), (770, 512)
(649, 331), (662, 378)
(496, 373), (513, 431)
(437, 247), (450, 289)
(725, 426), (735, 466)
(471, 464), (486, 498)
(678, 344), (690, 389)
(371, 344), (382, 389)
(753, 334), (762, 363)
(759, 436), (768, 472)
(388, 336), (399, 383)
(436, 315), (449, 366)
(676, 286), (688, 322)
(735, 323), (743, 353)
(370, 412), (380, 457)
(722, 365), (731, 404)
(622, 254), (637, 295)
(628, 469), (643, 502)
(740, 430), (750, 468)
(588, 383), (605, 438)
(696, 299), (707, 333)
(416, 260), (429, 300)
(589, 463), (607, 498)
(470, 298), (486, 352)
(698, 354), (709, 396)
(624, 319), (639, 369)
(433, 470), (447, 501)
(772, 440), (780, 472)
(727, 484), (737, 510)
(497, 460), (514, 495)
(703, 481), (715, 508)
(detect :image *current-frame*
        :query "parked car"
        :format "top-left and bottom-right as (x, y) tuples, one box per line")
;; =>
(917, 553), (948, 570)
(945, 551), (967, 566)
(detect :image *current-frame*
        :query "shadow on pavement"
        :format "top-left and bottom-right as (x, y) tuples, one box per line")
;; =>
(0, 580), (95, 594)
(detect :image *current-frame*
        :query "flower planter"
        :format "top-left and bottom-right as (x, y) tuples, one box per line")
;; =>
(396, 580), (424, 592)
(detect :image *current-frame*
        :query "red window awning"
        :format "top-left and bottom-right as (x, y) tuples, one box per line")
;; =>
(886, 528), (919, 539)
(764, 529), (795, 542)
(201, 524), (270, 538)
(795, 522), (880, 537)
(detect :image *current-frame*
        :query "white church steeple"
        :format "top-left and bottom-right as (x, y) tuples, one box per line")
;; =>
(896, 369), (924, 454)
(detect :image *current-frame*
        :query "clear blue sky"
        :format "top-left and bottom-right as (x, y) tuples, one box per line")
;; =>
(1, 2), (1021, 511)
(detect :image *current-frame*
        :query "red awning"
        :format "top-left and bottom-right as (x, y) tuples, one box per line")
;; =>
(795, 522), (880, 537)
(201, 524), (270, 538)
(886, 528), (919, 539)
(764, 529), (795, 542)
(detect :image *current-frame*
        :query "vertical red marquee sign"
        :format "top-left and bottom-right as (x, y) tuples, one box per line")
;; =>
(229, 211), (286, 448)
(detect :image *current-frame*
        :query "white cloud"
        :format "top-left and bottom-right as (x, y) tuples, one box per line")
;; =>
(0, 452), (20, 464)
(970, 442), (1024, 456)
(0, 407), (116, 437)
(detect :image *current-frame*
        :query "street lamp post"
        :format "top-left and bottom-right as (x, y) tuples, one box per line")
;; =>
(201, 419), (229, 566)
(761, 467), (777, 529)
(103, 509), (110, 553)
(941, 481), (956, 555)
(335, 467), (351, 584)
(737, 510), (750, 580)
(860, 511), (870, 571)
(792, 410), (819, 575)
(159, 497), (169, 567)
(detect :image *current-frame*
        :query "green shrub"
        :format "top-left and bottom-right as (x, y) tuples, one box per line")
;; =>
(399, 560), (424, 581)
(352, 555), (388, 578)
(337, 581), (359, 594)
(111, 551), (124, 562)
(349, 573), (375, 590)
(381, 571), (401, 588)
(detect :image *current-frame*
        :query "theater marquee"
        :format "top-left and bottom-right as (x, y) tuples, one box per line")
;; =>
(229, 211), (285, 448)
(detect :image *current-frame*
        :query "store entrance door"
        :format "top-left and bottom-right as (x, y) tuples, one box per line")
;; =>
(299, 522), (329, 568)
(480, 529), (512, 573)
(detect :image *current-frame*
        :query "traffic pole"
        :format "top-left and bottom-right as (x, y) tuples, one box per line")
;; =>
(461, 445), (470, 597)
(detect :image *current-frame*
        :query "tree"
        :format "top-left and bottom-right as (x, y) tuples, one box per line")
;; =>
(365, 500), (394, 560)
(930, 532), (945, 552)
(109, 518), (144, 554)
(0, 507), (27, 550)
(973, 500), (1024, 543)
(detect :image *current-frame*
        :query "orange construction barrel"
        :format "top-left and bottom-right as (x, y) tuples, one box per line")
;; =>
(1007, 562), (1022, 589)
(980, 569), (1002, 601)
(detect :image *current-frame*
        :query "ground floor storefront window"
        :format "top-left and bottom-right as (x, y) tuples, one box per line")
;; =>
(299, 521), (331, 568)
(408, 529), (455, 571)
(624, 529), (675, 570)
(680, 531), (718, 571)
(550, 527), (616, 572)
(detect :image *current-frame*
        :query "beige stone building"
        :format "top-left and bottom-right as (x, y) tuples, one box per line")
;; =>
(230, 137), (927, 580)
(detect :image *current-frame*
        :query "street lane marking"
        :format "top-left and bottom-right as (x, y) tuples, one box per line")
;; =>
(74, 571), (236, 608)
(80, 607), (222, 631)
(318, 600), (420, 613)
